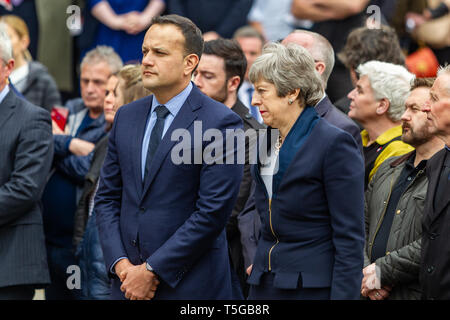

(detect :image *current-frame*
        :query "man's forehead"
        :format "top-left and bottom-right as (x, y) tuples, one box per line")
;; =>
(434, 73), (450, 96)
(199, 54), (225, 70)
(81, 61), (111, 73)
(406, 87), (429, 104)
(144, 24), (184, 47)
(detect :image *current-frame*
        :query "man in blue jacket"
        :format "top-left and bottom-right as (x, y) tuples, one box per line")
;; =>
(95, 15), (244, 300)
(41, 45), (122, 300)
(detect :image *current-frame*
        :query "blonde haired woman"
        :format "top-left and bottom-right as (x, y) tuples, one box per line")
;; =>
(1, 15), (61, 111)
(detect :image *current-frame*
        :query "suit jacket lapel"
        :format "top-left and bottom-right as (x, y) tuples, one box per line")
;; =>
(133, 96), (153, 198)
(0, 90), (16, 128)
(140, 87), (201, 200)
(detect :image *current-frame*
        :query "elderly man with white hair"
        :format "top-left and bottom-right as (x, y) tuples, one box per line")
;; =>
(419, 65), (450, 300)
(347, 60), (415, 189)
(0, 22), (53, 299)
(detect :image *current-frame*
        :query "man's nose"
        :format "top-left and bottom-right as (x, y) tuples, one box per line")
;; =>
(348, 88), (357, 100)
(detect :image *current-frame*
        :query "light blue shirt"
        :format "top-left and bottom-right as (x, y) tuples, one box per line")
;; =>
(140, 82), (193, 180)
(0, 85), (10, 105)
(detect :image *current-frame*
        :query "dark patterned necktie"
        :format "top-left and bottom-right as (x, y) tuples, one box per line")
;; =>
(143, 105), (170, 182)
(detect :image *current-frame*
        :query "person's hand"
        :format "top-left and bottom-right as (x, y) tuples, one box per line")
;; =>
(203, 31), (220, 42)
(109, 14), (128, 31)
(246, 264), (253, 276)
(68, 138), (95, 156)
(120, 263), (160, 300)
(361, 263), (381, 296)
(115, 258), (134, 282)
(367, 286), (392, 300)
(52, 120), (65, 135)
(123, 11), (150, 35)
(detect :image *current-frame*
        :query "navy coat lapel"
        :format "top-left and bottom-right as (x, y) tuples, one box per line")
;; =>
(140, 86), (202, 201)
(132, 96), (153, 198)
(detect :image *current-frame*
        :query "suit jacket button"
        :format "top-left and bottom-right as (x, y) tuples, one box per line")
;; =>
(132, 240), (137, 246)
(140, 207), (145, 212)
(427, 266), (435, 273)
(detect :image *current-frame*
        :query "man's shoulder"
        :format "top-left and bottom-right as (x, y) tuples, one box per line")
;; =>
(324, 102), (359, 132)
(195, 91), (242, 126)
(7, 90), (50, 119)
(65, 97), (85, 114)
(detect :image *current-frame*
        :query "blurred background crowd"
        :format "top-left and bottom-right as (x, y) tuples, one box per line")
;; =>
(0, 0), (449, 301)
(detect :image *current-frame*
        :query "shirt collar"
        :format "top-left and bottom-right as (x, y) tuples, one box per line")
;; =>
(404, 151), (427, 170)
(10, 63), (29, 84)
(0, 85), (10, 105)
(361, 125), (403, 147)
(151, 81), (193, 116)
(316, 93), (327, 106)
(446, 145), (450, 151)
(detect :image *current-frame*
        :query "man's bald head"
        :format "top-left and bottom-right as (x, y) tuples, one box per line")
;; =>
(282, 30), (335, 89)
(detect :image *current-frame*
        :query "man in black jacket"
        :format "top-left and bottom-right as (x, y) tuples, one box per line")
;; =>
(194, 39), (264, 298)
(0, 24), (53, 300)
(420, 66), (450, 300)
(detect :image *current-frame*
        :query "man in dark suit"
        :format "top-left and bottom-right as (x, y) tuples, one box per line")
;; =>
(0, 24), (53, 300)
(95, 15), (244, 300)
(282, 30), (363, 153)
(194, 38), (264, 297)
(420, 66), (450, 300)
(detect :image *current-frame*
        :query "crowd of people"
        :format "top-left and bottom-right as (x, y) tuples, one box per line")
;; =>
(0, 0), (449, 301)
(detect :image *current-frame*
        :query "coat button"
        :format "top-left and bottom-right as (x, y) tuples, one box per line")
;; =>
(427, 266), (435, 273)
(396, 210), (401, 215)
(429, 233), (438, 240)
(139, 207), (145, 213)
(131, 240), (137, 246)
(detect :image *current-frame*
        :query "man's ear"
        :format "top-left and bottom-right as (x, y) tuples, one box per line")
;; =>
(227, 76), (241, 93)
(184, 54), (199, 76)
(315, 61), (326, 75)
(376, 98), (390, 115)
(6, 59), (14, 75)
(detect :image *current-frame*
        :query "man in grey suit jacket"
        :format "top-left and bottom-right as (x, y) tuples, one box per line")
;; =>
(0, 24), (53, 300)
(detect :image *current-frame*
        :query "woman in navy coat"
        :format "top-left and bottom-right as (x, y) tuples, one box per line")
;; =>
(246, 43), (365, 300)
